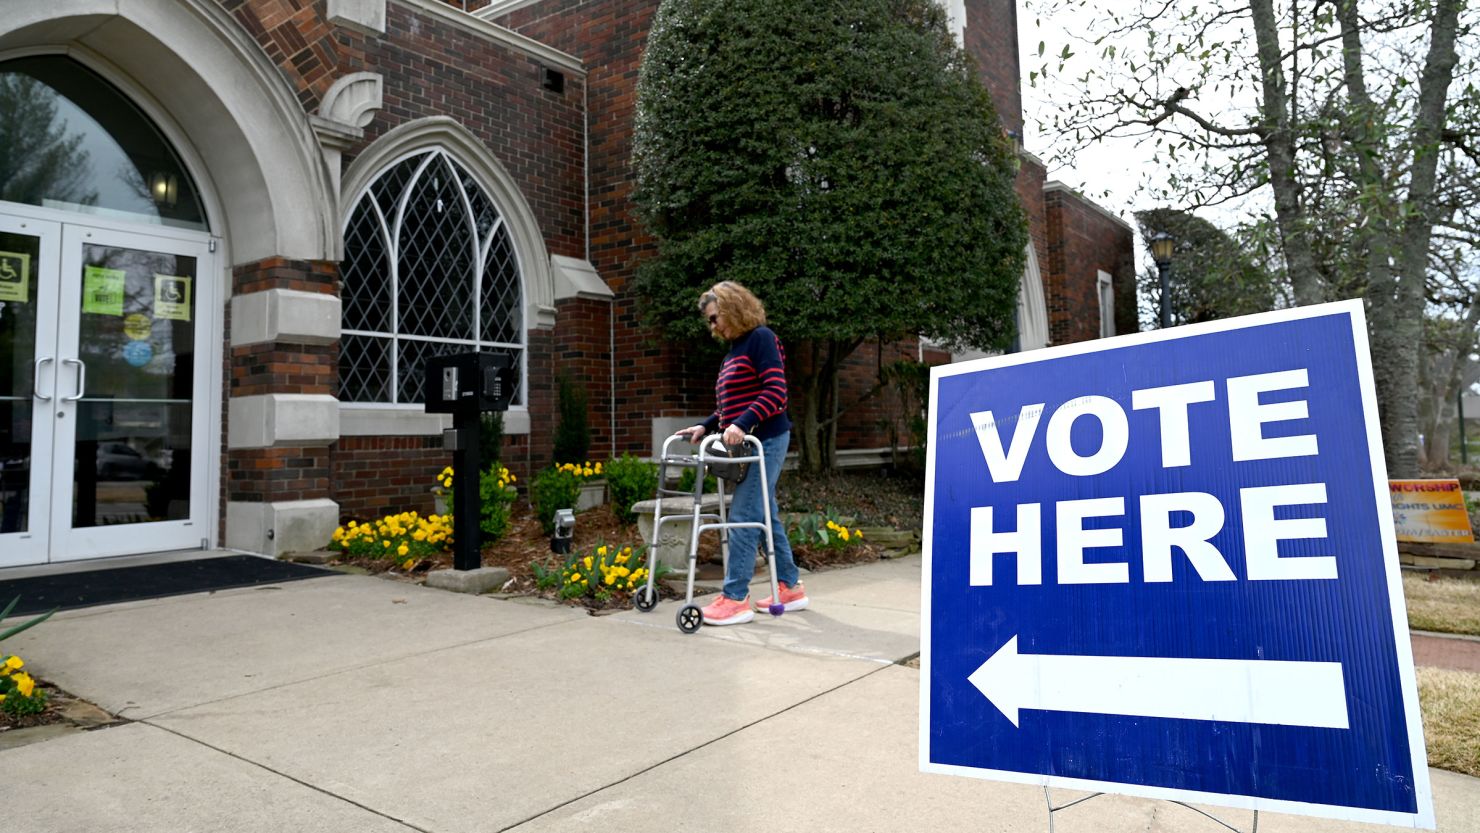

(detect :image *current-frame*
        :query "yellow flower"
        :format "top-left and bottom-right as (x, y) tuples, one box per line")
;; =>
(571, 572), (582, 582)
(16, 672), (35, 697)
(6, 655), (24, 670)
(594, 463), (603, 474)
(398, 544), (410, 557)
(855, 529), (864, 538)
(383, 540), (391, 548)
(839, 529), (850, 541)
(605, 575), (616, 585)
(583, 556), (593, 569)
(597, 545), (608, 556)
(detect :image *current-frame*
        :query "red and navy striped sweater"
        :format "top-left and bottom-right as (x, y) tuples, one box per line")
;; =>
(700, 326), (792, 440)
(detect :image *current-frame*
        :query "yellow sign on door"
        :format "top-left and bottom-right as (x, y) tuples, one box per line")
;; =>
(1389, 479), (1475, 543)
(154, 274), (192, 321)
(0, 250), (31, 303)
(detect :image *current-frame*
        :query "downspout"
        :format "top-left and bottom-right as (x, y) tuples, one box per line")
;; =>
(584, 79), (615, 458)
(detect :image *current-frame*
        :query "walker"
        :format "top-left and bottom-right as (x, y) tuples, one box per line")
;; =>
(633, 433), (784, 633)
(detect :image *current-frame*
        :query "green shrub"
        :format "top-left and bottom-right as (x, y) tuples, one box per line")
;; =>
(480, 411), (504, 468)
(553, 376), (591, 465)
(531, 466), (583, 534)
(476, 464), (518, 542)
(676, 466), (718, 496)
(605, 455), (659, 524)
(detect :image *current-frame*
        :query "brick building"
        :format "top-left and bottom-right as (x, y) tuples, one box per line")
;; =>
(0, 0), (1131, 568)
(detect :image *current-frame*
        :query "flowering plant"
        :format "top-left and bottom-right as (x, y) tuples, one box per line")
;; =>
(330, 510), (454, 571)
(439, 464), (519, 542)
(533, 543), (653, 602)
(0, 653), (47, 716)
(556, 460), (604, 479)
(789, 509), (865, 550)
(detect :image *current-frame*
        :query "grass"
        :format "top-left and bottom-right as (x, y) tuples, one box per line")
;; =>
(1403, 573), (1480, 636)
(1418, 667), (1480, 778)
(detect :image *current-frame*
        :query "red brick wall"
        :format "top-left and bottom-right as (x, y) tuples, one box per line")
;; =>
(1017, 155), (1049, 320)
(963, 0), (1023, 137)
(331, 436), (443, 519)
(499, 0), (941, 456)
(1043, 185), (1136, 345)
(498, 1), (681, 457)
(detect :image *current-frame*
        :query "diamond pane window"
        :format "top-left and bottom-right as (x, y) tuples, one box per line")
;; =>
(340, 148), (525, 406)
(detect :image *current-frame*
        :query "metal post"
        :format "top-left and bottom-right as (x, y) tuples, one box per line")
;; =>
(1158, 261), (1172, 329)
(451, 407), (483, 571)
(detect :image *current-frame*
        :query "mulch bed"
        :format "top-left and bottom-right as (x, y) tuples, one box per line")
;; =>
(328, 496), (892, 612)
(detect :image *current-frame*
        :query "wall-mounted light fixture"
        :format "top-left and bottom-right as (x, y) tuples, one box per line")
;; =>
(150, 172), (178, 208)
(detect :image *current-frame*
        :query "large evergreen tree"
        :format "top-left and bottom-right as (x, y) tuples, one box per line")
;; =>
(633, 0), (1028, 470)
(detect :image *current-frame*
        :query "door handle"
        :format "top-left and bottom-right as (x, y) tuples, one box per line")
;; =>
(62, 358), (85, 402)
(33, 357), (54, 402)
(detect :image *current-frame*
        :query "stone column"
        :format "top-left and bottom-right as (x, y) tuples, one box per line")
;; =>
(224, 259), (342, 556)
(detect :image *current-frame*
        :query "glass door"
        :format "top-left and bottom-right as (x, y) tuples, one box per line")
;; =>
(0, 214), (61, 568)
(49, 224), (213, 560)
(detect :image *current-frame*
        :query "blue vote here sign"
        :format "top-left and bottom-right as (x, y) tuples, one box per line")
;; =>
(920, 301), (1433, 828)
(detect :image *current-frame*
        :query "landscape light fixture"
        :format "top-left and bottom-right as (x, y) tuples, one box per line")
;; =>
(550, 508), (575, 554)
(1149, 231), (1175, 329)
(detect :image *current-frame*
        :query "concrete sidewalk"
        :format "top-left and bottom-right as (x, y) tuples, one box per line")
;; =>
(2, 555), (1476, 832)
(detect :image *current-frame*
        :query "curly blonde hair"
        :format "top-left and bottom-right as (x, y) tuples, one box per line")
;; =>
(697, 281), (767, 333)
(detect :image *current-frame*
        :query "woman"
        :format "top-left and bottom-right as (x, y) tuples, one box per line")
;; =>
(676, 281), (807, 625)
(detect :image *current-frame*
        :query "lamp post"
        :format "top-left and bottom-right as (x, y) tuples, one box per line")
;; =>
(1149, 231), (1175, 329)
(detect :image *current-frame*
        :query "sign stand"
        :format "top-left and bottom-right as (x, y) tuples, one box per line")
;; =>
(1042, 789), (1258, 833)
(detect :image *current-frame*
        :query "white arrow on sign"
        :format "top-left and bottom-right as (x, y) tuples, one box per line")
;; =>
(969, 636), (1348, 729)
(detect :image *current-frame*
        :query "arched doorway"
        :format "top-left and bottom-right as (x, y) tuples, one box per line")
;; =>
(1, 0), (342, 564)
(0, 55), (219, 565)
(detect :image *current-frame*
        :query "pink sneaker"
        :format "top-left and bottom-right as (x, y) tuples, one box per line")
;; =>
(756, 581), (809, 612)
(701, 594), (754, 626)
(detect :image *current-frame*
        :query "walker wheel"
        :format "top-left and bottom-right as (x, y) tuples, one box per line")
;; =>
(634, 585), (659, 612)
(677, 604), (703, 634)
(768, 603), (785, 617)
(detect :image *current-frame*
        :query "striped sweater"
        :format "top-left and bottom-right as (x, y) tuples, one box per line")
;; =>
(700, 326), (792, 440)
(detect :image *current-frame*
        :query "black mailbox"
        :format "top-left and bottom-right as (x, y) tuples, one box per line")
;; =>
(423, 351), (515, 572)
(425, 352), (515, 414)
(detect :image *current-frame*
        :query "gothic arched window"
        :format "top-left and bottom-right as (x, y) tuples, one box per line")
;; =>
(339, 148), (524, 405)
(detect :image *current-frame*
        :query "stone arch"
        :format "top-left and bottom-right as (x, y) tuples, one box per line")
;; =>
(0, 1), (338, 265)
(1018, 242), (1049, 350)
(340, 116), (555, 329)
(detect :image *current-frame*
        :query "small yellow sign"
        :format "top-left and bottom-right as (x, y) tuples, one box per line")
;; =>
(0, 250), (29, 303)
(1389, 479), (1475, 543)
(124, 313), (152, 341)
(154, 274), (192, 322)
(83, 266), (126, 316)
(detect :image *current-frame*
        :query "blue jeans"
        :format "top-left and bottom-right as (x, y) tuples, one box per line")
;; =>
(723, 431), (799, 600)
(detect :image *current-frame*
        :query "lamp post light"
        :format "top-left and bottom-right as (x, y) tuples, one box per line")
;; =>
(1149, 231), (1175, 329)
